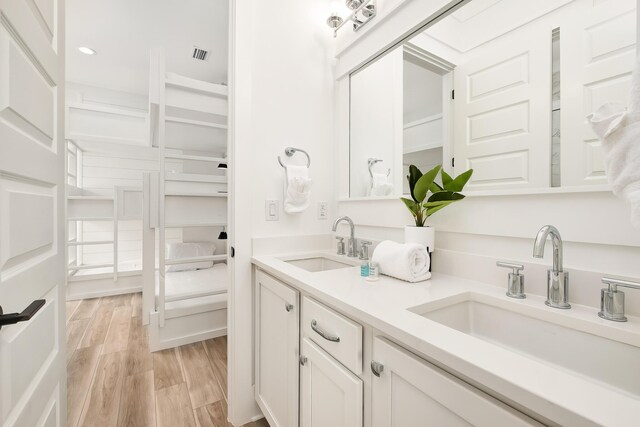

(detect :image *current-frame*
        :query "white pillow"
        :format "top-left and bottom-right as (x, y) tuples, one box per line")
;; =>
(166, 242), (216, 272)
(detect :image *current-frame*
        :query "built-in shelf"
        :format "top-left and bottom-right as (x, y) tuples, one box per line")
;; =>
(164, 153), (226, 163)
(164, 254), (227, 265)
(67, 217), (114, 221)
(165, 72), (228, 97)
(164, 222), (226, 228)
(164, 288), (227, 303)
(165, 172), (227, 183)
(68, 263), (115, 271)
(165, 115), (227, 130)
(68, 196), (114, 201)
(67, 240), (114, 246)
(164, 191), (228, 198)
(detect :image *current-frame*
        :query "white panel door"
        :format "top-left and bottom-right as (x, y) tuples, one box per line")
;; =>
(0, 0), (65, 426)
(561, 0), (637, 186)
(254, 271), (299, 427)
(453, 20), (552, 190)
(300, 338), (363, 427)
(371, 337), (541, 427)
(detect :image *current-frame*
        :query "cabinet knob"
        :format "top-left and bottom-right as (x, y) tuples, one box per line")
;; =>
(285, 303), (294, 312)
(300, 355), (308, 366)
(371, 360), (384, 377)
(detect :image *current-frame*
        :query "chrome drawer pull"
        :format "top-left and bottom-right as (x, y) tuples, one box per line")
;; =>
(285, 303), (294, 312)
(311, 319), (340, 342)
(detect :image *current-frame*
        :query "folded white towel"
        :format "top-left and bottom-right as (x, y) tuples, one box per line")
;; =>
(284, 165), (312, 214)
(370, 172), (394, 196)
(588, 54), (640, 228)
(371, 240), (431, 283)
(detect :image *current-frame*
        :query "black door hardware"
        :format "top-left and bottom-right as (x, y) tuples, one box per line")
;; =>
(0, 300), (46, 330)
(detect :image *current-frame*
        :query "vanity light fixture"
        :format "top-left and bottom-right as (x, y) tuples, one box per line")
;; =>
(327, 0), (376, 38)
(78, 46), (96, 55)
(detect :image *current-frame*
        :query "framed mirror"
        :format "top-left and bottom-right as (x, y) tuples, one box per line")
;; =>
(347, 0), (637, 198)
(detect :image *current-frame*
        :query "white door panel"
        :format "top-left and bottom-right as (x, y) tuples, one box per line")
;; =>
(561, 0), (637, 186)
(300, 338), (363, 427)
(371, 337), (540, 427)
(0, 0), (65, 426)
(453, 20), (552, 190)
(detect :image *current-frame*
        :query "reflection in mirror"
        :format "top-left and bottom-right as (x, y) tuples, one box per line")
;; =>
(348, 0), (637, 197)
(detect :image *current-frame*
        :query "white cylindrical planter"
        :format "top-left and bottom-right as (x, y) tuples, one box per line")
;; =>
(404, 225), (435, 252)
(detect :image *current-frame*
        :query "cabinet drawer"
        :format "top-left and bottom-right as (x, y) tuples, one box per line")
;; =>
(302, 296), (363, 375)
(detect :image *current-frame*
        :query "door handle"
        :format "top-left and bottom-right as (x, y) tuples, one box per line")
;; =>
(0, 300), (46, 330)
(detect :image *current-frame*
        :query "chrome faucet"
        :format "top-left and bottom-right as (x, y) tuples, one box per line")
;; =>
(533, 225), (570, 309)
(332, 216), (357, 257)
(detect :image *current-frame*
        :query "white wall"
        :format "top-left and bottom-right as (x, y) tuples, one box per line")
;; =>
(229, 0), (337, 424)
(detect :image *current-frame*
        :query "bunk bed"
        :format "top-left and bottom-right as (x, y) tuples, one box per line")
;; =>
(66, 141), (144, 299)
(143, 48), (229, 351)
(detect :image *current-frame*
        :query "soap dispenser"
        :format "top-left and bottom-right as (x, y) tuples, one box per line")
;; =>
(359, 241), (372, 277)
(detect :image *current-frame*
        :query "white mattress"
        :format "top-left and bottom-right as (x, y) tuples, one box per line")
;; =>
(156, 263), (228, 303)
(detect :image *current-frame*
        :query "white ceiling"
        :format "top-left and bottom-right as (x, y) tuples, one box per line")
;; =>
(66, 0), (228, 95)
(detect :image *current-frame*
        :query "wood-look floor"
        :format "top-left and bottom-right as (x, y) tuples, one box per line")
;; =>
(66, 294), (268, 427)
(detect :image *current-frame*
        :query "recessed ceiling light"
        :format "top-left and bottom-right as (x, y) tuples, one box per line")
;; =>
(78, 47), (96, 55)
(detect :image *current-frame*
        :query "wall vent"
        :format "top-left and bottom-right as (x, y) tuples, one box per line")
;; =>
(192, 47), (209, 61)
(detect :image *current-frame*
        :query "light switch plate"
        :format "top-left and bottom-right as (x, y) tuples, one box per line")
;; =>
(317, 201), (328, 220)
(265, 200), (279, 221)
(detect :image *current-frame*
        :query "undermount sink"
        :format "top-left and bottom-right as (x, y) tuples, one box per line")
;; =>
(285, 256), (353, 273)
(410, 293), (640, 398)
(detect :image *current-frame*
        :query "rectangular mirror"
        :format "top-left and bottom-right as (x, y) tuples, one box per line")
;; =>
(348, 0), (637, 198)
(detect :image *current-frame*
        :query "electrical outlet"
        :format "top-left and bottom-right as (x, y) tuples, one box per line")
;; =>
(265, 200), (279, 221)
(317, 201), (328, 220)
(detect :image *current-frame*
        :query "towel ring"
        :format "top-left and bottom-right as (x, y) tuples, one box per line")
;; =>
(278, 147), (311, 168)
(368, 158), (390, 179)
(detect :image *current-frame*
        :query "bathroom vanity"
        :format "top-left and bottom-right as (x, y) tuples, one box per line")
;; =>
(252, 251), (640, 427)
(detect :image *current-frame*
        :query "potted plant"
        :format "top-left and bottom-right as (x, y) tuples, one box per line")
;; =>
(401, 164), (473, 252)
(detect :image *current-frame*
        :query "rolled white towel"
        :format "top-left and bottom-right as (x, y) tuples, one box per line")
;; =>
(371, 240), (431, 283)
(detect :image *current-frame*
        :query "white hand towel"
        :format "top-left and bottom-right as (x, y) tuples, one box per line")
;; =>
(284, 165), (312, 214)
(588, 54), (640, 228)
(371, 240), (431, 283)
(370, 172), (394, 196)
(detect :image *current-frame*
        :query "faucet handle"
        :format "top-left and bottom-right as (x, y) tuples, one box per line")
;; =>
(496, 261), (524, 274)
(497, 261), (525, 299)
(598, 277), (640, 322)
(335, 236), (346, 256)
(359, 240), (372, 260)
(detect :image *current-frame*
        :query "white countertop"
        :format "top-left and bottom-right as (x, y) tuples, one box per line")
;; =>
(252, 251), (640, 427)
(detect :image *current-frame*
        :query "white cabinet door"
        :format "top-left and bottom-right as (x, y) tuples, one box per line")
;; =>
(561, 0), (637, 186)
(300, 338), (363, 427)
(371, 337), (541, 427)
(453, 19), (552, 190)
(255, 271), (300, 427)
(0, 0), (66, 426)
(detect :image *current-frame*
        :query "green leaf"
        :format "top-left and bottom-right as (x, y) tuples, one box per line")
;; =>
(424, 191), (465, 218)
(400, 197), (420, 216)
(425, 202), (454, 218)
(414, 165), (441, 203)
(427, 191), (465, 203)
(407, 165), (423, 202)
(430, 181), (443, 193)
(441, 170), (453, 189)
(443, 169), (473, 192)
